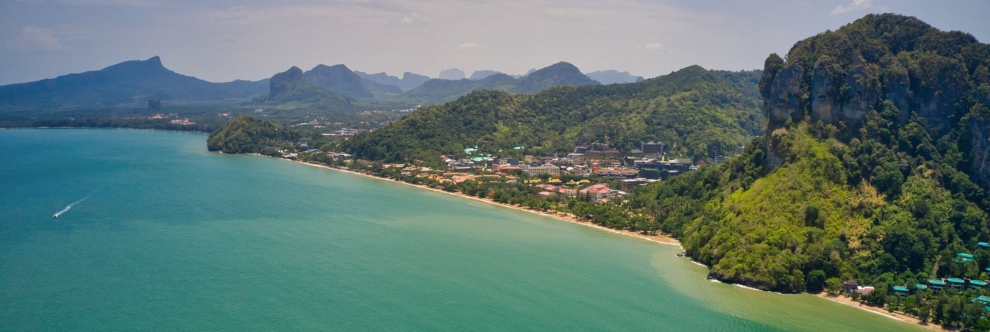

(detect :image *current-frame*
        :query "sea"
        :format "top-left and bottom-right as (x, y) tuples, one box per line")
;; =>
(0, 129), (923, 331)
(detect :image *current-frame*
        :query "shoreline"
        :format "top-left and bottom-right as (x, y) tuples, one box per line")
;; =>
(814, 293), (950, 332)
(289, 159), (682, 247)
(0, 126), (210, 135)
(271, 156), (942, 331)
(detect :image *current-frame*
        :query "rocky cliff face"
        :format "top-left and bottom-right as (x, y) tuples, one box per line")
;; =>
(759, 14), (990, 189)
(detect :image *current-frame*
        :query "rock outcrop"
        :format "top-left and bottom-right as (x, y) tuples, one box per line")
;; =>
(759, 14), (990, 189)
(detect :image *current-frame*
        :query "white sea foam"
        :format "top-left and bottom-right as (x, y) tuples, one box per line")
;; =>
(734, 284), (761, 291)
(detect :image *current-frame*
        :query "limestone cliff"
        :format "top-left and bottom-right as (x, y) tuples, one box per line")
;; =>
(759, 14), (990, 189)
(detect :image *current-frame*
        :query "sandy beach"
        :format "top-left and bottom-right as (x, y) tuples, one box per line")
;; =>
(287, 158), (952, 331)
(814, 293), (951, 332)
(290, 160), (682, 247)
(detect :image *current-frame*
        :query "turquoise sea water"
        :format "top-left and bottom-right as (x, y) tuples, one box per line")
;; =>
(0, 129), (923, 331)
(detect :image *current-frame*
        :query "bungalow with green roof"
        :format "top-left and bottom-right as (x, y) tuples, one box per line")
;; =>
(915, 284), (928, 292)
(947, 278), (966, 289)
(955, 253), (975, 263)
(892, 285), (909, 296)
(929, 279), (947, 292)
(974, 295), (990, 305)
(971, 280), (988, 289)
(979, 242), (990, 249)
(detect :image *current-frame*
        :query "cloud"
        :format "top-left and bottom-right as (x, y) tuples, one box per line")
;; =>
(398, 12), (427, 26)
(643, 42), (663, 50)
(831, 0), (874, 15)
(400, 13), (418, 24)
(5, 27), (68, 51)
(457, 42), (483, 50)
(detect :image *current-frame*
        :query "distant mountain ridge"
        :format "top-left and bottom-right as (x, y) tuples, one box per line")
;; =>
(469, 70), (502, 80)
(263, 66), (353, 112)
(586, 70), (644, 84)
(304, 64), (375, 100)
(0, 56), (268, 110)
(397, 61), (600, 105)
(354, 71), (431, 92)
(345, 65), (762, 163)
(439, 68), (466, 80)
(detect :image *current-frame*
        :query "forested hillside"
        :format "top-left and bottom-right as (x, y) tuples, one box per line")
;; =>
(256, 66), (355, 113)
(344, 65), (763, 165)
(627, 14), (990, 327)
(207, 114), (297, 154)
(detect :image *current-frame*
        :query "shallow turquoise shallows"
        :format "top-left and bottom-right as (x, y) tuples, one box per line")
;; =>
(0, 129), (922, 331)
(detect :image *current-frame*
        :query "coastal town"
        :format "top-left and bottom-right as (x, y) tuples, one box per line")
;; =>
(284, 139), (713, 205)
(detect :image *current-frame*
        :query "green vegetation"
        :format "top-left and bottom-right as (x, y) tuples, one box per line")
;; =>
(395, 74), (518, 105)
(207, 114), (297, 155)
(330, 13), (990, 330)
(259, 66), (353, 108)
(612, 13), (990, 330)
(344, 65), (763, 165)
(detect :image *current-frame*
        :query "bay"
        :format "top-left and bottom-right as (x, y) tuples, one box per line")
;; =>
(0, 129), (921, 331)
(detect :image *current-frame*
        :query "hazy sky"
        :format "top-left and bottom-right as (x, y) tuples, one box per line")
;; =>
(1, 0), (988, 85)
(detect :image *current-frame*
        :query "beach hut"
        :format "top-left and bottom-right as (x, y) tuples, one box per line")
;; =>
(842, 280), (859, 294)
(971, 280), (988, 289)
(955, 253), (975, 263)
(892, 285), (909, 296)
(929, 279), (947, 292)
(947, 278), (966, 289)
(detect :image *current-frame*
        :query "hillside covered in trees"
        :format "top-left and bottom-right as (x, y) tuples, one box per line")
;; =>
(344, 65), (763, 165)
(207, 114), (297, 155)
(624, 13), (990, 328)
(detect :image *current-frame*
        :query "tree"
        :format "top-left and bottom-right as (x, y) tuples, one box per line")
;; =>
(806, 270), (827, 293)
(826, 278), (842, 295)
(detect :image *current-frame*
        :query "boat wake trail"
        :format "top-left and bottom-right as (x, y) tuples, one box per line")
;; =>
(53, 191), (97, 218)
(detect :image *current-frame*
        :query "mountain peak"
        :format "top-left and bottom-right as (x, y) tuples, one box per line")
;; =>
(585, 70), (644, 84)
(511, 61), (598, 93)
(304, 64), (373, 99)
(144, 56), (163, 67)
(313, 64), (351, 71)
(439, 68), (466, 80)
